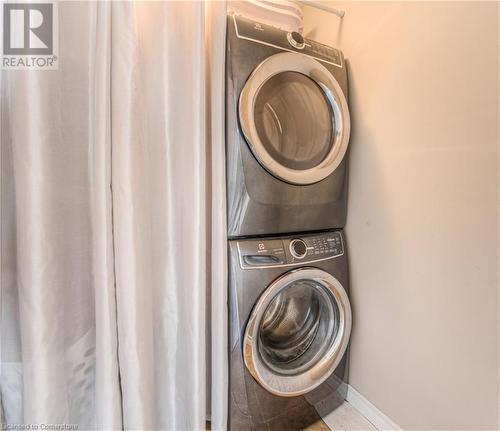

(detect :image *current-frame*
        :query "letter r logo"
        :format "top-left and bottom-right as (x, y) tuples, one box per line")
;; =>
(3, 3), (53, 55)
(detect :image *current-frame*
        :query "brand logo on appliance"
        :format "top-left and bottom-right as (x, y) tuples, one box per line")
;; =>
(2, 2), (58, 69)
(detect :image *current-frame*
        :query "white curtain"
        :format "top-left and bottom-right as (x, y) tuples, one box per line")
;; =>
(110, 1), (227, 429)
(1, 1), (227, 429)
(1, 2), (122, 428)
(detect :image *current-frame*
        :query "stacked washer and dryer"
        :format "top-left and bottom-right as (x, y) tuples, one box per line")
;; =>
(226, 13), (352, 430)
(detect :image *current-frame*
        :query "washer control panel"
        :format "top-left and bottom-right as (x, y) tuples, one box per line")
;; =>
(231, 14), (343, 67)
(238, 231), (344, 269)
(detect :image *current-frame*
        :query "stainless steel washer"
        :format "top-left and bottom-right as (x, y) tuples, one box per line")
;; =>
(229, 230), (351, 430)
(226, 14), (351, 237)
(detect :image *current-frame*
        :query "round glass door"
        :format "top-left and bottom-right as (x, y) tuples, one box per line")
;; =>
(243, 268), (351, 397)
(239, 52), (350, 185)
(253, 71), (334, 171)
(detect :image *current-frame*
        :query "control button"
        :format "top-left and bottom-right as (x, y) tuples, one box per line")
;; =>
(287, 31), (305, 49)
(290, 239), (307, 259)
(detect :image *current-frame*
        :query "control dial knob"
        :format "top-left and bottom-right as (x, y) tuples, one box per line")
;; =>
(290, 239), (307, 259)
(287, 31), (305, 49)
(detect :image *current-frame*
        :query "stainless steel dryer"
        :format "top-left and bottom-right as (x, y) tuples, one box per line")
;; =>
(229, 230), (352, 430)
(226, 14), (351, 237)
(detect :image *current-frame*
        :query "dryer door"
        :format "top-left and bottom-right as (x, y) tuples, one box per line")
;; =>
(243, 267), (351, 397)
(239, 52), (350, 185)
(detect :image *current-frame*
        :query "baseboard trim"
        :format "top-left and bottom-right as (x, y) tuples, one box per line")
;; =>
(346, 384), (403, 431)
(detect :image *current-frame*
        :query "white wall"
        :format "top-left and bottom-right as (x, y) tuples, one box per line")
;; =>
(303, 2), (499, 430)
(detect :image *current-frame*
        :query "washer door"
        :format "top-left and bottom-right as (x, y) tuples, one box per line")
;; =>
(243, 268), (352, 397)
(239, 52), (350, 185)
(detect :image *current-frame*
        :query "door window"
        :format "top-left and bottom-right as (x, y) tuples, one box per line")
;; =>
(258, 278), (339, 376)
(243, 268), (352, 396)
(253, 71), (334, 171)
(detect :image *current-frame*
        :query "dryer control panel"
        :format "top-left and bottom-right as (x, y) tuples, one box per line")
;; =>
(231, 14), (343, 68)
(238, 231), (344, 269)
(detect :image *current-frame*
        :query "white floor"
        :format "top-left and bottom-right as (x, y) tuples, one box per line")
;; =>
(321, 401), (377, 431)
